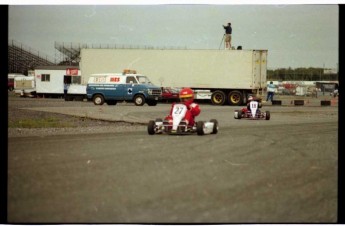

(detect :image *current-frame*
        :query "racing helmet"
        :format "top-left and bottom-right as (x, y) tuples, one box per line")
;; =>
(179, 88), (194, 105)
(248, 95), (254, 101)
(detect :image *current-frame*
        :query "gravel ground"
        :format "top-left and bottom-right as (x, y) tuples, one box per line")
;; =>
(8, 93), (145, 137)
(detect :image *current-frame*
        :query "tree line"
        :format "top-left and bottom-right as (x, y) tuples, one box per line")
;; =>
(267, 67), (338, 81)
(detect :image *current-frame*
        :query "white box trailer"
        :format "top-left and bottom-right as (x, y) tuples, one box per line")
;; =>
(34, 66), (81, 98)
(14, 75), (36, 97)
(80, 49), (267, 105)
(8, 73), (25, 91)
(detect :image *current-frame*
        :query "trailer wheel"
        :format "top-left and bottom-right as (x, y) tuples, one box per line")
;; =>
(228, 91), (243, 106)
(210, 119), (219, 134)
(134, 95), (145, 106)
(196, 121), (205, 135)
(93, 94), (105, 105)
(211, 90), (226, 105)
(148, 120), (156, 135)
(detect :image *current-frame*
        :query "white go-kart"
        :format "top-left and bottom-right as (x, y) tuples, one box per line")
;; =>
(234, 100), (270, 120)
(148, 103), (219, 135)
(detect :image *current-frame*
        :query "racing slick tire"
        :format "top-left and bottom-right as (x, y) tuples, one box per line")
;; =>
(265, 111), (271, 120)
(93, 94), (105, 105)
(210, 119), (219, 134)
(211, 90), (226, 106)
(196, 121), (205, 136)
(134, 95), (146, 106)
(234, 110), (242, 119)
(148, 120), (156, 135)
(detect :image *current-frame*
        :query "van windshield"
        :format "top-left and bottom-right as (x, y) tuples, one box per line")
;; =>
(137, 76), (152, 84)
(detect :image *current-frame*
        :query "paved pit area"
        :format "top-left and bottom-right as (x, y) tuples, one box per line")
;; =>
(8, 96), (338, 223)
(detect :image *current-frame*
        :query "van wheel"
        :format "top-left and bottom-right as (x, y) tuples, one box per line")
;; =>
(147, 100), (158, 106)
(106, 100), (117, 105)
(93, 94), (105, 105)
(134, 95), (145, 106)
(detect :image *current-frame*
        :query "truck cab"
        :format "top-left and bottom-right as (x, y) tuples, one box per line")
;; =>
(86, 69), (162, 106)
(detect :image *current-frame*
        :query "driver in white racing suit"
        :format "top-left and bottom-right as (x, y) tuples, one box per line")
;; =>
(241, 95), (262, 114)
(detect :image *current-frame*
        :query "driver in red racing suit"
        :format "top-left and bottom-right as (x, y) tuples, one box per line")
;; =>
(164, 88), (201, 127)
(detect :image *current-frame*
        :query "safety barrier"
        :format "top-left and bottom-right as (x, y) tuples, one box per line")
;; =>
(320, 100), (331, 106)
(271, 100), (282, 105)
(294, 100), (304, 106)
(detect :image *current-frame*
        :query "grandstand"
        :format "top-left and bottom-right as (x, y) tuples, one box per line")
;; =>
(8, 40), (57, 75)
(8, 40), (188, 74)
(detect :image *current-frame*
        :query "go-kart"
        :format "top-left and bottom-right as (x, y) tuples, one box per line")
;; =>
(148, 103), (219, 135)
(234, 100), (270, 120)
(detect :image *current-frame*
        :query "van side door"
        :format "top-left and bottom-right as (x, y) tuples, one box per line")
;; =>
(124, 76), (138, 100)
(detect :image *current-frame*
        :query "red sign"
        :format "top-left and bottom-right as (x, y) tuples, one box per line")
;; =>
(110, 77), (120, 82)
(66, 68), (79, 75)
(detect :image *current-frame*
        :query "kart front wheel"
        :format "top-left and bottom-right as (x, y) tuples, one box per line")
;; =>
(210, 119), (219, 134)
(196, 121), (205, 136)
(148, 120), (156, 135)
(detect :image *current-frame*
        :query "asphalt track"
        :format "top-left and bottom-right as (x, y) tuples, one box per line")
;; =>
(8, 99), (338, 223)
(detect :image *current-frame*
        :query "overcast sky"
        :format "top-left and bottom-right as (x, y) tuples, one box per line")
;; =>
(8, 4), (339, 69)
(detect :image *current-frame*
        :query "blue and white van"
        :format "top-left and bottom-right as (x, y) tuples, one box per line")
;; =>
(86, 70), (162, 106)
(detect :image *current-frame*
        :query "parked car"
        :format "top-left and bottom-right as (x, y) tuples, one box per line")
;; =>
(161, 87), (180, 102)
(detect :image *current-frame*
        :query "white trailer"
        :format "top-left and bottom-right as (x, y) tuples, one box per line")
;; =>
(14, 75), (36, 97)
(80, 49), (268, 105)
(34, 66), (81, 98)
(8, 73), (25, 91)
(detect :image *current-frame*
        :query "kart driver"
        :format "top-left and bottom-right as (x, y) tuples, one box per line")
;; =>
(165, 88), (201, 127)
(242, 94), (262, 113)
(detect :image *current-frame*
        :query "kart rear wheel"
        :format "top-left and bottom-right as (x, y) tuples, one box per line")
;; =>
(265, 111), (270, 120)
(210, 119), (219, 134)
(234, 110), (242, 119)
(148, 120), (156, 135)
(196, 121), (205, 136)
